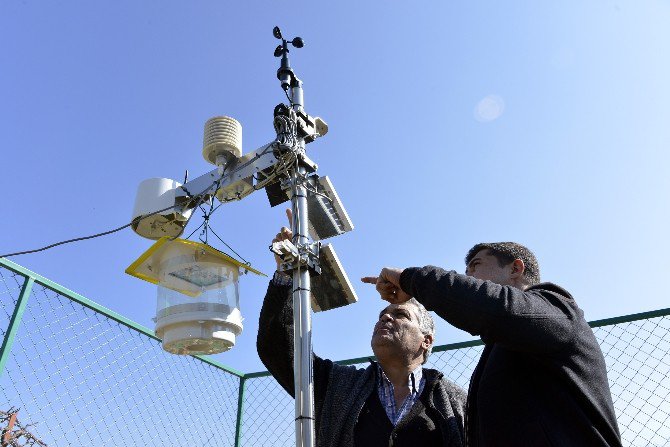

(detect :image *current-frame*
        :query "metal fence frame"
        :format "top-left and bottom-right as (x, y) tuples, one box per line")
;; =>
(0, 257), (246, 446)
(1, 256), (669, 446)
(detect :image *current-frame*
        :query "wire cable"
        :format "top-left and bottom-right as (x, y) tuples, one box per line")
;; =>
(0, 174), (224, 259)
(208, 225), (250, 265)
(184, 219), (207, 241)
(302, 183), (333, 204)
(284, 90), (293, 107)
(0, 204), (177, 258)
(165, 163), (230, 244)
(0, 140), (293, 259)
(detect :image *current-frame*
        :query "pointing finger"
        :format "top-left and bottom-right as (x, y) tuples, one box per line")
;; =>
(285, 208), (293, 228)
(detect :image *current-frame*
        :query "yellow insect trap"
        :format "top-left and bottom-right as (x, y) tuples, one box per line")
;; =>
(126, 237), (263, 355)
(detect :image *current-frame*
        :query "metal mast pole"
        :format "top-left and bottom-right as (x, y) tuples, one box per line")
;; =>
(274, 28), (316, 446)
(289, 80), (315, 447)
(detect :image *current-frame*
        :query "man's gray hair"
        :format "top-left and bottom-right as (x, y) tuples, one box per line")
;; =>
(407, 298), (435, 364)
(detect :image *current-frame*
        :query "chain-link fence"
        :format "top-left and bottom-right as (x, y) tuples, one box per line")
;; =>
(0, 259), (242, 447)
(238, 315), (670, 447)
(594, 314), (670, 445)
(2, 258), (669, 446)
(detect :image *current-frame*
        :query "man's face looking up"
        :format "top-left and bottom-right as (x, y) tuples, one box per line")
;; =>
(371, 302), (429, 363)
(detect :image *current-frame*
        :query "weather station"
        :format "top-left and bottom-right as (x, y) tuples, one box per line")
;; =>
(125, 27), (357, 447)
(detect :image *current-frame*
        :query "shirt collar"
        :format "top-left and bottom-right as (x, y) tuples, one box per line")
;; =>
(377, 363), (424, 394)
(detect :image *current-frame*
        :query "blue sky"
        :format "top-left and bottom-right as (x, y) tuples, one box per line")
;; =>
(2, 1), (669, 373)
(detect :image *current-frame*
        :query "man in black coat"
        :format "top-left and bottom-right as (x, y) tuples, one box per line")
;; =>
(257, 215), (467, 447)
(362, 242), (622, 447)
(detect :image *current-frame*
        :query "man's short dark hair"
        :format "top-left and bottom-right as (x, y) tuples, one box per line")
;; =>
(465, 242), (541, 286)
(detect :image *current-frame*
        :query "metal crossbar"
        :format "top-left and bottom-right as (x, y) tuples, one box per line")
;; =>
(1, 257), (669, 446)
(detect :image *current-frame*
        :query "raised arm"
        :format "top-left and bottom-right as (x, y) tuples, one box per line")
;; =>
(400, 266), (578, 352)
(256, 274), (298, 394)
(256, 210), (333, 400)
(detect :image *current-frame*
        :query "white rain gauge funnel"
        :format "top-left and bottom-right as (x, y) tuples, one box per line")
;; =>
(125, 237), (263, 355)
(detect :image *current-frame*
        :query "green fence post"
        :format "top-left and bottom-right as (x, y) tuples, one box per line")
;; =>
(0, 276), (34, 377)
(234, 376), (247, 447)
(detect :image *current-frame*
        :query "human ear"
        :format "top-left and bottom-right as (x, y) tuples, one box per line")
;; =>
(422, 334), (434, 350)
(510, 259), (525, 279)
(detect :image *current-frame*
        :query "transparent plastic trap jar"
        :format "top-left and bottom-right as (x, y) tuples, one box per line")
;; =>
(125, 237), (263, 355)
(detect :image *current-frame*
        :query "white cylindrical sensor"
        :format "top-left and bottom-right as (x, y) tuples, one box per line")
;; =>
(202, 116), (242, 166)
(131, 178), (192, 240)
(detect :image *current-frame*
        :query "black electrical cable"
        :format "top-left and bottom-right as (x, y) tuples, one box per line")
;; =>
(303, 184), (333, 204)
(0, 174), (224, 259)
(1, 145), (290, 260)
(284, 90), (293, 106)
(184, 219), (207, 241)
(0, 204), (177, 258)
(207, 225), (250, 265)
(181, 164), (254, 264)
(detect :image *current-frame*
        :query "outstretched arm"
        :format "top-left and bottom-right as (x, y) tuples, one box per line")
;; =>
(363, 266), (577, 353)
(401, 266), (577, 353)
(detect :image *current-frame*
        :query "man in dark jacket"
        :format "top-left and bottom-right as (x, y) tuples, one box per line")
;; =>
(257, 222), (467, 447)
(363, 242), (622, 447)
